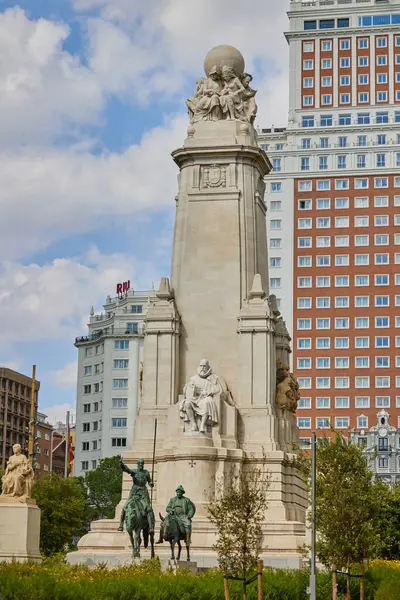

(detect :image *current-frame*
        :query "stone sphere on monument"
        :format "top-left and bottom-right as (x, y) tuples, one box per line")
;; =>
(204, 45), (245, 76)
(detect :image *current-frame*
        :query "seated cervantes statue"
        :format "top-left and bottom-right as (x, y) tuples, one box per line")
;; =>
(1, 444), (35, 500)
(276, 361), (300, 413)
(179, 358), (233, 433)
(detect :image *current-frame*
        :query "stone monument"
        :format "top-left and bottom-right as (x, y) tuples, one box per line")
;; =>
(69, 45), (307, 568)
(0, 444), (41, 563)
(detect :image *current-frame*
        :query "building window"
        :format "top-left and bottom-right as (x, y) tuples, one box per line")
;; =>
(322, 95), (332, 105)
(335, 377), (350, 389)
(126, 323), (138, 333)
(271, 183), (282, 192)
(319, 156), (328, 170)
(340, 58), (350, 68)
(298, 397), (311, 409)
(315, 354), (330, 368)
(83, 385), (91, 395)
(335, 236), (349, 247)
(355, 296), (369, 307)
(83, 423), (90, 432)
(376, 396), (390, 408)
(358, 39), (368, 49)
(316, 377), (330, 389)
(115, 340), (129, 350)
(316, 417), (330, 429)
(270, 257), (281, 268)
(297, 417), (311, 429)
(357, 113), (370, 124)
(112, 417), (128, 428)
(304, 21), (317, 30)
(335, 417), (350, 429)
(335, 337), (350, 349)
(335, 256), (349, 268)
(335, 397), (349, 408)
(83, 403), (91, 413)
(377, 55), (387, 66)
(112, 438), (127, 447)
(337, 156), (347, 170)
(340, 94), (350, 105)
(316, 318), (330, 330)
(336, 357), (349, 368)
(376, 357), (390, 368)
(322, 59), (332, 69)
(339, 114), (351, 126)
(82, 442), (89, 451)
(356, 357), (369, 368)
(355, 397), (370, 409)
(358, 75), (368, 85)
(316, 397), (330, 409)
(270, 278), (281, 289)
(359, 93), (369, 103)
(270, 219), (282, 230)
(355, 377), (370, 388)
(320, 115), (333, 127)
(317, 237), (331, 247)
(376, 336), (389, 348)
(335, 198), (349, 209)
(302, 116), (315, 128)
(320, 138), (329, 149)
(272, 158), (281, 172)
(357, 416), (368, 429)
(270, 238), (281, 248)
(358, 135), (367, 147)
(317, 338), (330, 349)
(298, 338), (311, 348)
(81, 461), (89, 471)
(303, 60), (314, 70)
(112, 379), (128, 388)
(112, 397), (128, 408)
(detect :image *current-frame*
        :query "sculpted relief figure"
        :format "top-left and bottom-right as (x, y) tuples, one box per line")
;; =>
(186, 46), (258, 125)
(187, 67), (223, 123)
(1, 443), (35, 499)
(276, 361), (300, 413)
(179, 358), (233, 433)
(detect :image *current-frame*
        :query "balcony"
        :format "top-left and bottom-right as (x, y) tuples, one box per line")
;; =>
(290, 0), (377, 9)
(75, 328), (143, 345)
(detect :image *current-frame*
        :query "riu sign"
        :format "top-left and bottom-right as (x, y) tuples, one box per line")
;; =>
(116, 280), (130, 294)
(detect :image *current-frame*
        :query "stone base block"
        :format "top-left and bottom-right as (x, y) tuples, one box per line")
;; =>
(0, 499), (41, 563)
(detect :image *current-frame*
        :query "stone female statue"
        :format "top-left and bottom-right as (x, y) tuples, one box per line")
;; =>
(1, 443), (35, 499)
(186, 66), (223, 123)
(219, 65), (246, 120)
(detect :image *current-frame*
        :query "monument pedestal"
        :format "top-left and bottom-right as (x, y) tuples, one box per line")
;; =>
(0, 498), (41, 563)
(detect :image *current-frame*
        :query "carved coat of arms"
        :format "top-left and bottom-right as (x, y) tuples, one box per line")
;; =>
(203, 165), (226, 188)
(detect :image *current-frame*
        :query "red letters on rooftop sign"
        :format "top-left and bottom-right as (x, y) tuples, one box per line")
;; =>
(116, 280), (130, 295)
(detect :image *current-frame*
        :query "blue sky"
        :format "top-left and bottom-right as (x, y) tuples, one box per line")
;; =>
(0, 0), (289, 423)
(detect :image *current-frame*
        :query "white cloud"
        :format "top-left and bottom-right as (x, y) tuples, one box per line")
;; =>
(0, 115), (185, 260)
(50, 361), (78, 389)
(0, 247), (163, 348)
(40, 402), (76, 426)
(0, 7), (103, 148)
(75, 0), (289, 126)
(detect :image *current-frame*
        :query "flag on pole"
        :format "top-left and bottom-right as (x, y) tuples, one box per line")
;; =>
(67, 418), (74, 476)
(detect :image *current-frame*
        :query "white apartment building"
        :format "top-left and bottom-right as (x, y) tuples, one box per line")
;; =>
(74, 288), (155, 477)
(260, 0), (400, 446)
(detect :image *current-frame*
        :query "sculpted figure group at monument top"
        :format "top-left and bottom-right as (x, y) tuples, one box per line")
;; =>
(186, 45), (258, 125)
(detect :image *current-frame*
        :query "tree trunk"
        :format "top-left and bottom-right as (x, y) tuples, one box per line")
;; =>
(332, 569), (338, 600)
(223, 578), (230, 600)
(346, 572), (351, 600)
(242, 580), (247, 600)
(360, 563), (365, 600)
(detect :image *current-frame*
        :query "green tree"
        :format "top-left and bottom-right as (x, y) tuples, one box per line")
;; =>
(32, 473), (87, 555)
(84, 455), (122, 520)
(315, 434), (380, 600)
(207, 460), (270, 600)
(375, 482), (400, 560)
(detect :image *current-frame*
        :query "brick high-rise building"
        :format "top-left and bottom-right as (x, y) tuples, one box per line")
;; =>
(260, 0), (400, 454)
(34, 412), (53, 476)
(0, 367), (39, 468)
